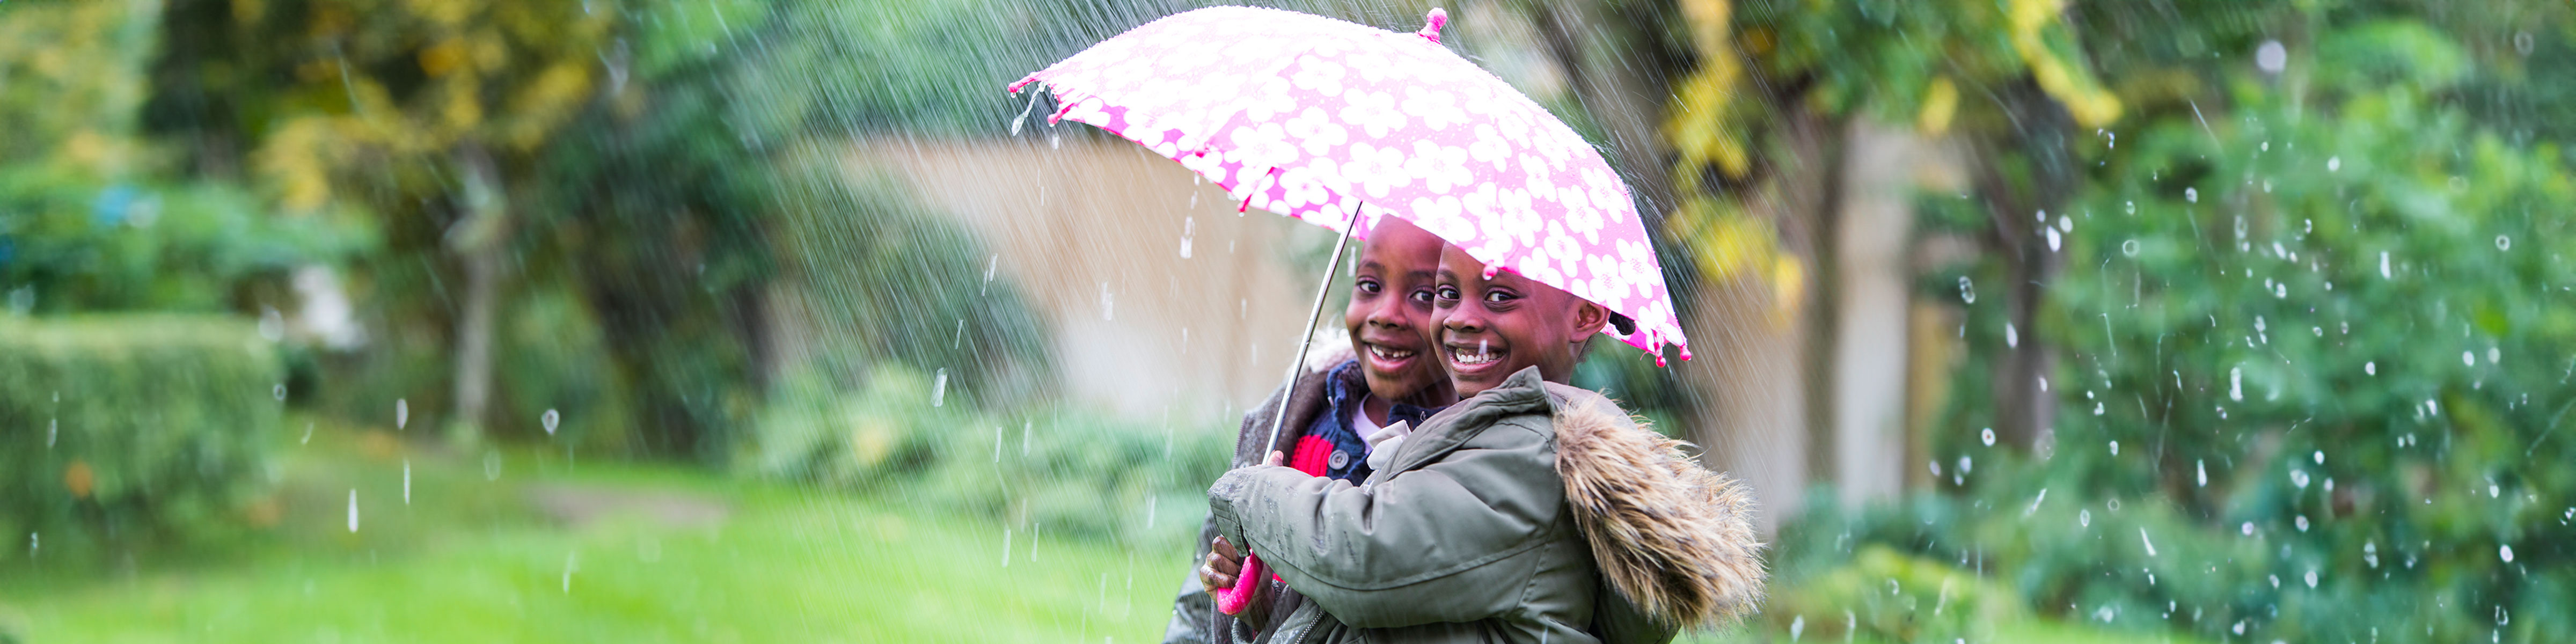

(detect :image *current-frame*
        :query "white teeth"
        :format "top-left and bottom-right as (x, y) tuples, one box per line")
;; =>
(1450, 348), (1498, 365)
(1368, 345), (1414, 360)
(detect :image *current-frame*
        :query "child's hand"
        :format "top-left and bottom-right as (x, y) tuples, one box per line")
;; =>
(1202, 537), (1246, 603)
(1264, 450), (1285, 467)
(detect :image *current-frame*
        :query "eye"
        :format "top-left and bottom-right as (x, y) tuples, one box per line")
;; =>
(1483, 290), (1515, 304)
(1355, 278), (1382, 295)
(1408, 288), (1435, 304)
(1435, 285), (1459, 302)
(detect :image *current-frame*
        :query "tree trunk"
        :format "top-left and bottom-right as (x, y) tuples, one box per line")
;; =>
(1974, 80), (2080, 452)
(446, 144), (510, 447)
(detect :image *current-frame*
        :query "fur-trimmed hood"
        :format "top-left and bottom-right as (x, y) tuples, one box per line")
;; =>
(1545, 383), (1767, 630)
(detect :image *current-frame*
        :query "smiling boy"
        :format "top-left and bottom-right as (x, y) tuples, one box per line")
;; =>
(1166, 215), (1458, 644)
(1202, 245), (1765, 643)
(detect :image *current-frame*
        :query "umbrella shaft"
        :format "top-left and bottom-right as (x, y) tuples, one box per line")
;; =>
(1261, 203), (1360, 459)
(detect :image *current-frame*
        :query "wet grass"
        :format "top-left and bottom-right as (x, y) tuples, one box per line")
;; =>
(0, 418), (1188, 643)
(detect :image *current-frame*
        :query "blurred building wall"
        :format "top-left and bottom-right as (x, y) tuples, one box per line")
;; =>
(848, 136), (1325, 422)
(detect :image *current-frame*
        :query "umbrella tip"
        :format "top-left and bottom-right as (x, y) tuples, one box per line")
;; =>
(1417, 7), (1448, 43)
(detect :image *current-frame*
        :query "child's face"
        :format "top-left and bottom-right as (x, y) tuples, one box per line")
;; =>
(1344, 216), (1452, 407)
(1431, 245), (1609, 397)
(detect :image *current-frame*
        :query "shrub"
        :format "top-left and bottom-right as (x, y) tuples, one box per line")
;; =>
(0, 316), (284, 557)
(744, 364), (1232, 550)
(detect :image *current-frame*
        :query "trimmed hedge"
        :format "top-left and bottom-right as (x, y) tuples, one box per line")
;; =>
(1, 316), (283, 554)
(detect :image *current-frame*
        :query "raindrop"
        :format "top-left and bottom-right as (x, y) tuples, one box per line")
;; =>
(2109, 441), (2120, 456)
(542, 409), (560, 435)
(47, 419), (56, 448)
(1958, 456), (1973, 474)
(2005, 322), (2019, 348)
(2139, 528), (2158, 557)
(2500, 545), (2514, 563)
(403, 460), (412, 504)
(2464, 351), (2476, 367)
(2304, 569), (2318, 588)
(2059, 215), (2073, 232)
(1981, 428), (1997, 447)
(2196, 459), (2208, 487)
(1929, 460), (1943, 477)
(2489, 483), (2500, 498)
(564, 551), (579, 594)
(274, 383), (287, 401)
(2489, 347), (2500, 364)
(1180, 217), (1196, 258)
(1789, 615), (1805, 642)
(2124, 200), (2135, 214)
(2256, 40), (2287, 72)
(2185, 187), (2199, 203)
(2241, 522), (2256, 536)
(2365, 540), (2380, 568)
(2079, 509), (2092, 528)
(2230, 367), (2244, 401)
(2366, 362), (2377, 376)
(347, 489), (360, 532)
(2496, 235), (2511, 251)
(1100, 282), (1115, 320)
(2121, 239), (2140, 257)
(2380, 252), (2391, 279)
(1001, 528), (1012, 567)
(259, 307), (286, 341)
(396, 398), (409, 430)
(1958, 276), (1975, 304)
(2328, 156), (2341, 172)
(2312, 450), (2323, 465)
(301, 421), (313, 444)
(932, 369), (950, 407)
(2296, 515), (2310, 531)
(2046, 228), (2062, 252)
(2255, 316), (2267, 333)
(2291, 469), (2310, 488)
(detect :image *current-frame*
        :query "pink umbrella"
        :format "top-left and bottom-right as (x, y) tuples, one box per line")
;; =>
(1008, 4), (1693, 618)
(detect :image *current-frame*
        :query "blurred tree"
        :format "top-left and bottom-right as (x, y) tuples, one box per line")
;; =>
(143, 0), (612, 445)
(2, 0), (365, 315)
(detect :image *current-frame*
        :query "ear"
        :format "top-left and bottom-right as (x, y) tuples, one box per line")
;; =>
(1570, 298), (1610, 340)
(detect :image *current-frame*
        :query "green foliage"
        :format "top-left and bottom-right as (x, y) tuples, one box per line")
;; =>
(745, 364), (1231, 550)
(0, 316), (283, 554)
(0, 163), (371, 314)
(1893, 18), (2576, 644)
(1766, 544), (2029, 644)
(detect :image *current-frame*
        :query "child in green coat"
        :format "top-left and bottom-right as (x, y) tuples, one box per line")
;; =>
(1204, 245), (1767, 643)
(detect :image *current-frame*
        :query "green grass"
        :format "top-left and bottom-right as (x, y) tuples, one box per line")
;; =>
(0, 419), (1189, 643)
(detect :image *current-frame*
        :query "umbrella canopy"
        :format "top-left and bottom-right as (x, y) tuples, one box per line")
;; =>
(1008, 5), (1692, 362)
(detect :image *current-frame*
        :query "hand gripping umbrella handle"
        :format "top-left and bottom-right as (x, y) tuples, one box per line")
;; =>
(1215, 202), (1358, 628)
(1213, 553), (1268, 616)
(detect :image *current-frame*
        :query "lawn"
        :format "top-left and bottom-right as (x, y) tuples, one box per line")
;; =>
(0, 420), (1189, 643)
(1, 419), (2208, 644)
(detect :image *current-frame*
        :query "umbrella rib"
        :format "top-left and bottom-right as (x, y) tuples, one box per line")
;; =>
(1259, 200), (1363, 460)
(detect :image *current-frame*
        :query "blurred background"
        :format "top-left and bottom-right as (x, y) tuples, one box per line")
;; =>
(1, 0), (2570, 641)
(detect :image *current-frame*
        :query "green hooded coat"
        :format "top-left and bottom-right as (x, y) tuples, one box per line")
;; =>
(1204, 367), (1766, 643)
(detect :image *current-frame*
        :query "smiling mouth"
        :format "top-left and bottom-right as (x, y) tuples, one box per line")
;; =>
(1366, 344), (1418, 361)
(1448, 343), (1502, 367)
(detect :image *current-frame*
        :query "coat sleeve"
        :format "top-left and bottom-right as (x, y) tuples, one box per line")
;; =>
(1206, 419), (1561, 628)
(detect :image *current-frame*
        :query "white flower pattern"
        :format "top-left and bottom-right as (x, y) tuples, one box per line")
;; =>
(1012, 5), (1689, 360)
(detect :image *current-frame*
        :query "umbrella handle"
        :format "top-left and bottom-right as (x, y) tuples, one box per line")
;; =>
(1213, 552), (1268, 616)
